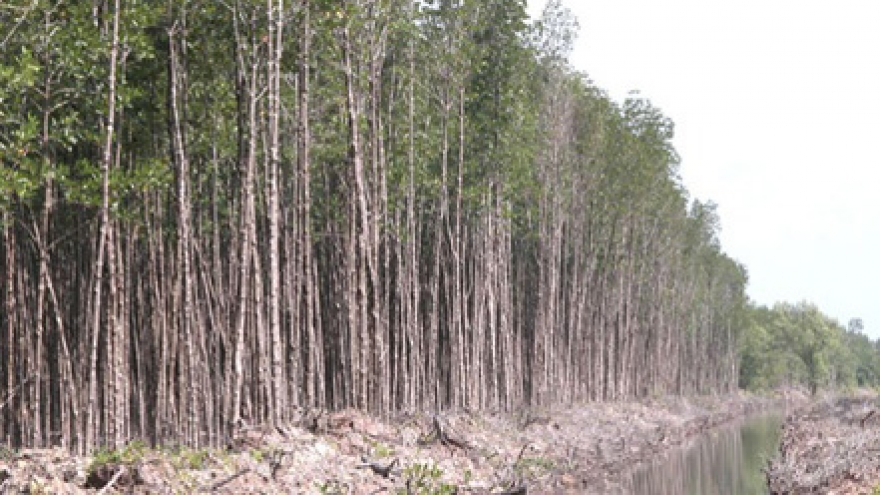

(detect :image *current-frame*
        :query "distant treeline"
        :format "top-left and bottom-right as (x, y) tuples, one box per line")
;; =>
(740, 303), (879, 394)
(2, 0), (745, 452)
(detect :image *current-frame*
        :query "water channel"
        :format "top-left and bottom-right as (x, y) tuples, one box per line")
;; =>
(625, 413), (784, 495)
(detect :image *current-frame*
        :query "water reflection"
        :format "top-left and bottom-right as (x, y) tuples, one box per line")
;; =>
(626, 414), (783, 495)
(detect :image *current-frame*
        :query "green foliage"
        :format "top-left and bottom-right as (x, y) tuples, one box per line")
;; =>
(738, 308), (778, 390)
(247, 446), (282, 465)
(315, 480), (348, 495)
(169, 447), (211, 470)
(399, 462), (456, 495)
(369, 440), (395, 459)
(739, 303), (879, 394)
(249, 448), (266, 463)
(89, 440), (149, 473)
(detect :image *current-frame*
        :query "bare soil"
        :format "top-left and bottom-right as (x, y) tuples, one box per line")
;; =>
(0, 392), (789, 494)
(768, 391), (880, 495)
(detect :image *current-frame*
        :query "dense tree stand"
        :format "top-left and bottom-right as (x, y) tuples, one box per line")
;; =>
(3, 0), (746, 453)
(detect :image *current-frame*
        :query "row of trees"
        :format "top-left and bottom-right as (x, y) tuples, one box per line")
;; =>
(739, 304), (878, 394)
(1, 0), (748, 452)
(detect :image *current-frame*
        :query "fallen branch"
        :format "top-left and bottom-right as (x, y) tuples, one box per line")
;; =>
(96, 466), (127, 495)
(358, 457), (399, 478)
(205, 468), (250, 492)
(498, 485), (527, 495)
(861, 409), (876, 428)
(86, 463), (138, 490)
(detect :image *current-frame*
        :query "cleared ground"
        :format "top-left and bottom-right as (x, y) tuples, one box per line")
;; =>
(0, 392), (787, 494)
(768, 392), (880, 495)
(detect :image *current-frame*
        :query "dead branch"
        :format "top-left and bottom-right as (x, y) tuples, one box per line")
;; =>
(204, 468), (250, 492)
(861, 409), (876, 428)
(85, 464), (138, 491)
(96, 466), (127, 495)
(358, 457), (399, 478)
(497, 485), (527, 495)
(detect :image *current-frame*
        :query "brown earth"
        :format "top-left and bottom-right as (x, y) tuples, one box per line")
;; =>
(768, 391), (880, 495)
(0, 392), (792, 494)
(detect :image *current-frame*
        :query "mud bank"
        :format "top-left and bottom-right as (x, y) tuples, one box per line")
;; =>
(0, 392), (789, 494)
(768, 392), (880, 495)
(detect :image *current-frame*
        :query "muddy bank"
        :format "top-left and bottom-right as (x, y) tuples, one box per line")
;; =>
(767, 392), (880, 495)
(0, 392), (789, 494)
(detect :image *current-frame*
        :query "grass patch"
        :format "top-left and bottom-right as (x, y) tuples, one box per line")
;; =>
(514, 455), (556, 477)
(399, 462), (456, 495)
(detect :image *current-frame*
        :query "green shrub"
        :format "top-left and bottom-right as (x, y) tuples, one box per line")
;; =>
(399, 462), (456, 495)
(170, 447), (210, 470)
(89, 439), (148, 472)
(369, 439), (395, 458)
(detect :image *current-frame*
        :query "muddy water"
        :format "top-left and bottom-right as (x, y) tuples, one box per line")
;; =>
(625, 413), (784, 495)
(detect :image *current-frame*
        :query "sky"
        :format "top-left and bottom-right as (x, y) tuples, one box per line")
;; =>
(527, 0), (880, 337)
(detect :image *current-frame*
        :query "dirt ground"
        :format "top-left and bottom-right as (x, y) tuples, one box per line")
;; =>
(767, 391), (880, 495)
(0, 392), (791, 494)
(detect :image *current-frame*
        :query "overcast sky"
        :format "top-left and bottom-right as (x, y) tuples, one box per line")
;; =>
(528, 0), (880, 337)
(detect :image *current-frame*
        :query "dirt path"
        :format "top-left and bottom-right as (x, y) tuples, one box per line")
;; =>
(0, 392), (791, 494)
(767, 392), (880, 495)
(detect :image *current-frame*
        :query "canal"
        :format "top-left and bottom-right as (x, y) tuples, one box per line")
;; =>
(625, 413), (784, 494)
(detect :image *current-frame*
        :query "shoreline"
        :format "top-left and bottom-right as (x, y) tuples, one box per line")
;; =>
(767, 391), (880, 495)
(0, 391), (795, 494)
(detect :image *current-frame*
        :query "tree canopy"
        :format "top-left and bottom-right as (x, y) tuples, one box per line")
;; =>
(739, 303), (879, 394)
(0, 0), (809, 453)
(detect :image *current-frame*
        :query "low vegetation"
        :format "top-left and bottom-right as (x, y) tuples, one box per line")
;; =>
(400, 462), (456, 495)
(740, 304), (880, 394)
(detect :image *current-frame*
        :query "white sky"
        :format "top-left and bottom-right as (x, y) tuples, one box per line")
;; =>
(528, 0), (880, 337)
